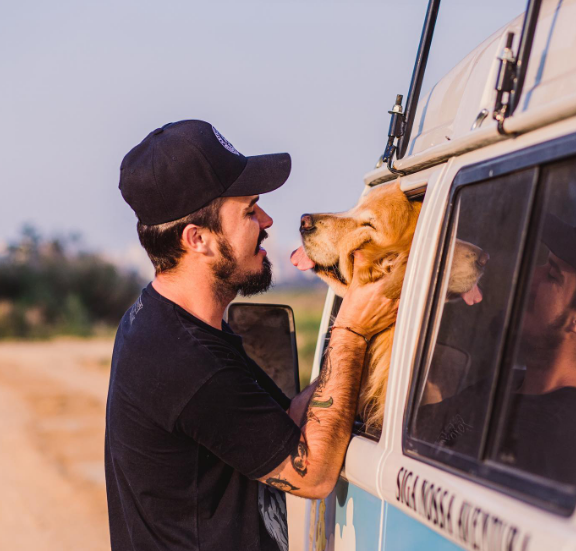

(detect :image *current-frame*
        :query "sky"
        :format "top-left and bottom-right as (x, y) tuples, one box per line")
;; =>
(1, 0), (526, 281)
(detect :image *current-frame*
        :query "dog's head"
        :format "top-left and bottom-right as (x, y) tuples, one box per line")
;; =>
(291, 183), (489, 304)
(446, 239), (489, 305)
(291, 183), (421, 297)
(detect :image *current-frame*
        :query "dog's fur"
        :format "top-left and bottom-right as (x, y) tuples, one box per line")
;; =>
(298, 183), (486, 432)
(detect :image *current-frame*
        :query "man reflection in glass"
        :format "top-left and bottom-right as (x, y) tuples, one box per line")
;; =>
(417, 213), (576, 484)
(518, 214), (576, 392)
(501, 214), (576, 483)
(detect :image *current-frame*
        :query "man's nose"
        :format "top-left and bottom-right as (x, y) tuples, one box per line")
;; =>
(300, 214), (315, 232)
(258, 206), (273, 229)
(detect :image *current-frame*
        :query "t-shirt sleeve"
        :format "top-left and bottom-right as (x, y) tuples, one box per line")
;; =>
(176, 366), (302, 480)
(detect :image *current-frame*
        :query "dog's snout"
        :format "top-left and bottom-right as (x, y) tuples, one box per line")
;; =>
(476, 251), (490, 268)
(300, 214), (315, 232)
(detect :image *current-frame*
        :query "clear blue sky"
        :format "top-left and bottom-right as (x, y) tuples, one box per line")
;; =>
(1, 0), (525, 279)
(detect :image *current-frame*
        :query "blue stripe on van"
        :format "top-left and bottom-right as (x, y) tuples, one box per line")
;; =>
(382, 503), (464, 551)
(334, 481), (382, 550)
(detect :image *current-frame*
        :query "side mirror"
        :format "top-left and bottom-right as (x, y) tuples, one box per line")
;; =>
(227, 303), (300, 398)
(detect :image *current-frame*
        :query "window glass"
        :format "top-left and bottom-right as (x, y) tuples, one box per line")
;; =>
(493, 159), (576, 486)
(411, 169), (537, 458)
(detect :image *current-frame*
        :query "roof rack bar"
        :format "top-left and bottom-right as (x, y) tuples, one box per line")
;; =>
(508, 0), (543, 117)
(396, 0), (441, 160)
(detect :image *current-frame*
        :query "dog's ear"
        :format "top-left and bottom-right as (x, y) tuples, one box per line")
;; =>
(374, 183), (422, 244)
(355, 245), (395, 285)
(356, 245), (409, 299)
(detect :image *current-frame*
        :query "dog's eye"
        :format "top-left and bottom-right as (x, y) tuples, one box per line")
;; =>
(362, 222), (375, 229)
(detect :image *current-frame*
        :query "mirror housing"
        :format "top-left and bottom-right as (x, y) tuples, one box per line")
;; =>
(227, 303), (300, 398)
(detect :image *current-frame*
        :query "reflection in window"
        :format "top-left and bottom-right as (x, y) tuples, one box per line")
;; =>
(495, 159), (576, 485)
(412, 169), (536, 458)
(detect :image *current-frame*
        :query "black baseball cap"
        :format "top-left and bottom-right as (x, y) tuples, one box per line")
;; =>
(119, 120), (291, 225)
(542, 213), (576, 269)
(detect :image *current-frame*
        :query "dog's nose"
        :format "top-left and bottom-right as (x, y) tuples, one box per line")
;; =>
(477, 251), (490, 268)
(300, 214), (315, 232)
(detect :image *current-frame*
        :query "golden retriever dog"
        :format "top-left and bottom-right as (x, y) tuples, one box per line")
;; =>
(291, 183), (487, 432)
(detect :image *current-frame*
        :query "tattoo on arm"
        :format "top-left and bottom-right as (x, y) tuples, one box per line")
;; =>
(305, 347), (335, 424)
(310, 397), (333, 408)
(266, 477), (300, 492)
(291, 441), (309, 477)
(307, 409), (320, 424)
(316, 347), (333, 393)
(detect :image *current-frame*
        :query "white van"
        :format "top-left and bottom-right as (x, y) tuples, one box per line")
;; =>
(285, 0), (576, 549)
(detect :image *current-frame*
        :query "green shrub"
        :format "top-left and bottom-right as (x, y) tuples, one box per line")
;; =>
(0, 225), (144, 339)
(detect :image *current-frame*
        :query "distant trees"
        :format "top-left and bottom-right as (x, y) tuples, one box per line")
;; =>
(0, 225), (144, 338)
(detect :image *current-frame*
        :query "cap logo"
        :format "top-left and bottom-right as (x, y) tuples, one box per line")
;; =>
(212, 126), (240, 156)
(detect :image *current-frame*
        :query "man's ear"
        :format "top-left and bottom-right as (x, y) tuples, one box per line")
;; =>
(181, 224), (212, 255)
(568, 316), (576, 335)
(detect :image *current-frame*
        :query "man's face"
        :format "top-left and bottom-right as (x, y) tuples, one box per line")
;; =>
(521, 251), (576, 358)
(211, 195), (274, 298)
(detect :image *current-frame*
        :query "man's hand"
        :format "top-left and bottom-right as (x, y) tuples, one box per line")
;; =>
(336, 251), (399, 340)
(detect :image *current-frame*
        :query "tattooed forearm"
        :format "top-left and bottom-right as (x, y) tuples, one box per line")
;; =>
(266, 477), (300, 492)
(291, 441), (309, 477)
(265, 328), (368, 497)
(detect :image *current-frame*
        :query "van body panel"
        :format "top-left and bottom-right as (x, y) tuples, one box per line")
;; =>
(383, 504), (464, 550)
(340, 435), (382, 494)
(309, 480), (382, 551)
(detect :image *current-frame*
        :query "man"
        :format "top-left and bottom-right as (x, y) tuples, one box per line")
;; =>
(499, 213), (576, 483)
(105, 120), (397, 551)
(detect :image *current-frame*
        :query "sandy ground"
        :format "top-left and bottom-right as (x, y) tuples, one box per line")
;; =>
(0, 338), (112, 550)
(0, 338), (307, 550)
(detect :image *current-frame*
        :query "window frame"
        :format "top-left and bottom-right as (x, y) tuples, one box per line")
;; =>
(402, 131), (576, 516)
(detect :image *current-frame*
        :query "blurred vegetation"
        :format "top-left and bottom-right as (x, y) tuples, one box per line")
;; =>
(0, 225), (144, 339)
(0, 224), (328, 382)
(244, 286), (328, 387)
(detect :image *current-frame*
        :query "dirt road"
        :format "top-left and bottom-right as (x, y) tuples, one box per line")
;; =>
(0, 338), (308, 550)
(0, 338), (113, 550)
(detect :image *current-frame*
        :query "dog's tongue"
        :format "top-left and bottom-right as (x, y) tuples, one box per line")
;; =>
(291, 246), (315, 271)
(462, 284), (483, 306)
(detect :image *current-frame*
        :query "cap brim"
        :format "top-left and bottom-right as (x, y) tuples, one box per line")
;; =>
(222, 153), (291, 198)
(542, 213), (576, 268)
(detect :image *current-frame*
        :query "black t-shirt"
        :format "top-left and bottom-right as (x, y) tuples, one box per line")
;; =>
(105, 284), (302, 551)
(501, 387), (576, 485)
(416, 381), (576, 485)
(415, 379), (491, 456)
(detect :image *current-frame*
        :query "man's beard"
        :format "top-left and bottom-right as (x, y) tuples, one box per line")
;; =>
(518, 310), (568, 369)
(211, 230), (273, 303)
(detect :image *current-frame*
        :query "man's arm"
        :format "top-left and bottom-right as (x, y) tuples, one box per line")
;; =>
(261, 331), (369, 498)
(258, 253), (398, 499)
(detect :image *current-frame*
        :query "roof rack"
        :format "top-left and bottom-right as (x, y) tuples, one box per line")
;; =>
(493, 0), (543, 134)
(378, 0), (543, 173)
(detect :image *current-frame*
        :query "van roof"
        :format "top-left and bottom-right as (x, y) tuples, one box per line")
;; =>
(365, 0), (576, 186)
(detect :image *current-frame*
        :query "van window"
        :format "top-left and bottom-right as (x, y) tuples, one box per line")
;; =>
(410, 169), (537, 458)
(405, 137), (576, 513)
(492, 158), (576, 486)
